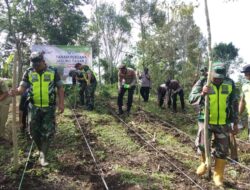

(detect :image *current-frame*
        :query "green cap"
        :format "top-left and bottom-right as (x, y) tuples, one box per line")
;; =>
(212, 63), (226, 79)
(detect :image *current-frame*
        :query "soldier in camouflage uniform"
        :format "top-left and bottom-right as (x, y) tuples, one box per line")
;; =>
(0, 79), (11, 141)
(189, 63), (238, 187)
(239, 64), (250, 141)
(75, 63), (97, 111)
(10, 52), (64, 166)
(74, 63), (87, 106)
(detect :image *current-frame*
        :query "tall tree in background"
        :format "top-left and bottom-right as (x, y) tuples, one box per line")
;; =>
(92, 3), (131, 84)
(133, 1), (206, 90)
(0, 0), (89, 81)
(212, 42), (239, 73)
(123, 0), (165, 67)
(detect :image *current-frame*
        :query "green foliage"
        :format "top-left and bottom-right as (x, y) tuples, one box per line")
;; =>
(91, 3), (131, 84)
(212, 42), (238, 62)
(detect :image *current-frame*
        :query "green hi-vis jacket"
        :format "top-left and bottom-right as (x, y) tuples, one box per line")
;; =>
(189, 77), (238, 125)
(20, 66), (62, 107)
(241, 81), (250, 116)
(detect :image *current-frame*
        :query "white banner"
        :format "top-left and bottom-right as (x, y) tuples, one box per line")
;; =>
(31, 45), (92, 84)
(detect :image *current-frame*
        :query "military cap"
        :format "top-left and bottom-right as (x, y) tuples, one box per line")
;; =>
(212, 64), (226, 79)
(241, 64), (250, 73)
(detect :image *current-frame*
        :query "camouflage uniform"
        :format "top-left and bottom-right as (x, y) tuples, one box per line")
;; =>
(189, 77), (238, 159)
(0, 79), (11, 139)
(240, 80), (250, 140)
(84, 69), (97, 110)
(20, 66), (63, 156)
(76, 70), (87, 105)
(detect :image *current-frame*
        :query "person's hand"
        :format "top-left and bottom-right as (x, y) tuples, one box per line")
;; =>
(201, 85), (210, 96)
(58, 103), (64, 114)
(231, 123), (238, 135)
(8, 88), (18, 97)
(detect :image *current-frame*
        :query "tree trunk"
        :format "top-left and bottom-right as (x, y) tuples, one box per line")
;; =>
(204, 0), (213, 178)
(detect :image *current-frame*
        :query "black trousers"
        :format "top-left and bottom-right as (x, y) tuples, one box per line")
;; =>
(140, 87), (150, 102)
(157, 87), (171, 108)
(171, 89), (185, 111)
(117, 86), (136, 111)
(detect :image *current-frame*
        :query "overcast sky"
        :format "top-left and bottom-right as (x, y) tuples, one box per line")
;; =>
(194, 0), (250, 64)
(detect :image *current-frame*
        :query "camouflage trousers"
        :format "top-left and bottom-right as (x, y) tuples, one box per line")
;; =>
(28, 105), (56, 154)
(79, 83), (87, 105)
(195, 121), (230, 159)
(85, 82), (97, 109)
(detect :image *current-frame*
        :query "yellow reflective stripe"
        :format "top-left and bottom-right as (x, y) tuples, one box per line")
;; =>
(29, 73), (41, 106)
(209, 83), (232, 125)
(41, 71), (55, 107)
(29, 70), (55, 107)
(243, 83), (250, 115)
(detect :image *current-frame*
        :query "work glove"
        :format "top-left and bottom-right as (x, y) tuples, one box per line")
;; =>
(123, 84), (130, 89)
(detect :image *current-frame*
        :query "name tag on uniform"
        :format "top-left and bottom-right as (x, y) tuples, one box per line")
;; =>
(221, 85), (229, 94)
(44, 74), (51, 82)
(31, 74), (38, 82)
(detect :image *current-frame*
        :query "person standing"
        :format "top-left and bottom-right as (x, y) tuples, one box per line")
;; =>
(117, 64), (137, 115)
(139, 67), (151, 102)
(10, 51), (64, 166)
(0, 79), (11, 141)
(189, 63), (238, 187)
(75, 64), (97, 111)
(166, 79), (185, 112)
(239, 64), (250, 141)
(74, 63), (87, 106)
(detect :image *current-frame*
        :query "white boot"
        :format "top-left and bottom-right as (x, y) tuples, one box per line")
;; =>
(39, 151), (48, 167)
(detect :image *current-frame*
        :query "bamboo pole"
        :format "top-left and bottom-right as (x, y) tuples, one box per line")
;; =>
(204, 0), (213, 178)
(12, 51), (19, 168)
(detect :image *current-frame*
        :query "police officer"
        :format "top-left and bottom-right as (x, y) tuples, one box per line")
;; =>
(189, 63), (238, 187)
(239, 64), (250, 141)
(10, 52), (64, 166)
(0, 79), (11, 141)
(75, 63), (97, 111)
(117, 64), (137, 115)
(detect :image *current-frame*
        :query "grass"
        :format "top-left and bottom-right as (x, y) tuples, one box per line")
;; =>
(115, 165), (174, 189)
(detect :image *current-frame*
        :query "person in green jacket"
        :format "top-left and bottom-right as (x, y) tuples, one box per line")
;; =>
(189, 63), (238, 187)
(75, 63), (97, 111)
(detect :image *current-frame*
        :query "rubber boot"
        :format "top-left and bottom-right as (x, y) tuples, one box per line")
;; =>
(196, 153), (207, 176)
(39, 151), (48, 166)
(213, 158), (226, 187)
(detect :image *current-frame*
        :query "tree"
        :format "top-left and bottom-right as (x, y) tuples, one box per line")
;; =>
(0, 0), (89, 81)
(212, 42), (239, 73)
(123, 0), (166, 67)
(91, 3), (131, 84)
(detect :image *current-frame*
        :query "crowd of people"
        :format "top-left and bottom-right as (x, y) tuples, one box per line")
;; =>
(1, 51), (250, 187)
